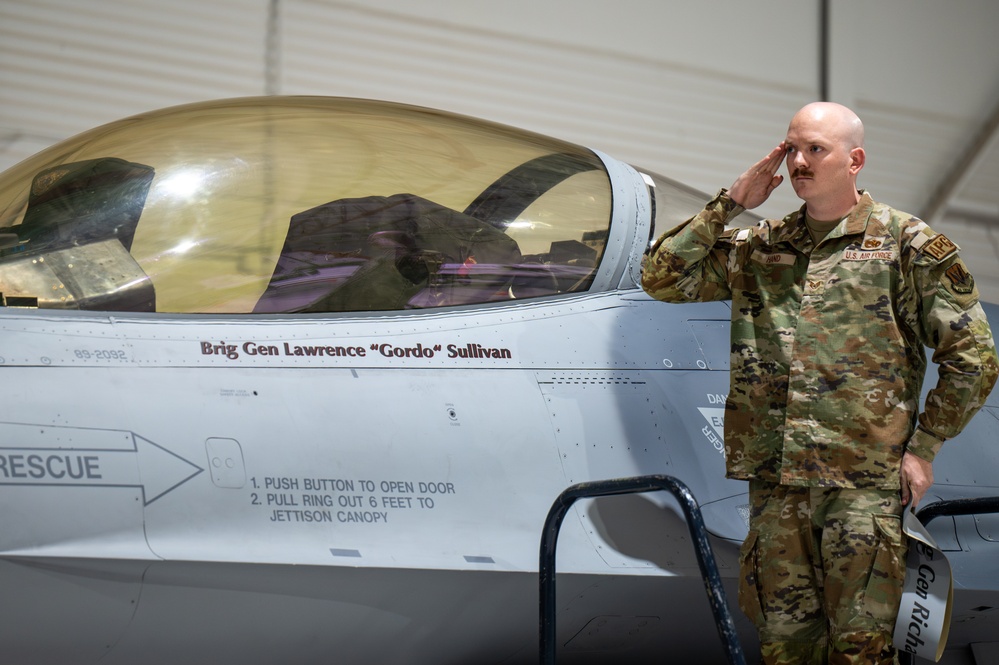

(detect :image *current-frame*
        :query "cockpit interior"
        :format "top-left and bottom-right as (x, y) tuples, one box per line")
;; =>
(0, 98), (614, 314)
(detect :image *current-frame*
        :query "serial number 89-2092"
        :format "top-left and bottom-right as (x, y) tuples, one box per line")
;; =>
(74, 349), (129, 361)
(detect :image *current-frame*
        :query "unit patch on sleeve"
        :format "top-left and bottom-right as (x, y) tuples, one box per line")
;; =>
(945, 261), (976, 295)
(922, 234), (958, 261)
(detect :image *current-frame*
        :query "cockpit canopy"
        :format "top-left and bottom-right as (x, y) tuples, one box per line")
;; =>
(0, 97), (612, 314)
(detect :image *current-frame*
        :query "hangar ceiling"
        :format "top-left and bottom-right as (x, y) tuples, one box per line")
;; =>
(1, 0), (997, 299)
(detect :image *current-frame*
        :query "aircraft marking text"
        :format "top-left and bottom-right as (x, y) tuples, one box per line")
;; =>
(271, 509), (337, 523)
(199, 340), (513, 362)
(73, 348), (129, 361)
(248, 476), (457, 526)
(698, 406), (726, 455)
(0, 452), (102, 481)
(0, 423), (203, 504)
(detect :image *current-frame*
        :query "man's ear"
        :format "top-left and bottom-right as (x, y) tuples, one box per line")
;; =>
(849, 147), (866, 174)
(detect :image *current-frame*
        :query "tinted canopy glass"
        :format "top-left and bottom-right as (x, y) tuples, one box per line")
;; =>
(0, 97), (612, 313)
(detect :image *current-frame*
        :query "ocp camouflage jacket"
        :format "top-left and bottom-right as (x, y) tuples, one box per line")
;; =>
(642, 190), (998, 488)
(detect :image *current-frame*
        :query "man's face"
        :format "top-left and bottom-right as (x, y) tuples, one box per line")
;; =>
(784, 118), (857, 210)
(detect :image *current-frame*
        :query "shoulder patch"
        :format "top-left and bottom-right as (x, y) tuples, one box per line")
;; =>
(922, 234), (958, 261)
(945, 261), (976, 295)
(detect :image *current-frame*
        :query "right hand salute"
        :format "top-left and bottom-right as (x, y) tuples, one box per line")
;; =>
(728, 142), (786, 210)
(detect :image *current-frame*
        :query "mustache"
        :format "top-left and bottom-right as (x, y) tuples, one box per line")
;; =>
(792, 168), (814, 178)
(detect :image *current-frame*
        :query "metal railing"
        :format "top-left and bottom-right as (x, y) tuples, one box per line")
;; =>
(538, 474), (745, 665)
(917, 496), (999, 525)
(539, 484), (999, 664)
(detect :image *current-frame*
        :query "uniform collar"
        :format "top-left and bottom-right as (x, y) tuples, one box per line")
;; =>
(774, 190), (876, 249)
(841, 191), (877, 236)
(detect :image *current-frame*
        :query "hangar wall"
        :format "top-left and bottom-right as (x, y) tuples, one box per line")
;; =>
(1, 0), (998, 299)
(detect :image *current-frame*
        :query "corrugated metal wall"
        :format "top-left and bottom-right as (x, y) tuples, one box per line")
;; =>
(0, 0), (267, 158)
(2, 0), (998, 297)
(280, 2), (812, 203)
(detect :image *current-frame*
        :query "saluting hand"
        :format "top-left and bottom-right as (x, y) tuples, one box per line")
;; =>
(729, 142), (786, 210)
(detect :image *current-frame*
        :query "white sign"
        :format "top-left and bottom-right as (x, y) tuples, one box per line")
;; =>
(893, 507), (953, 662)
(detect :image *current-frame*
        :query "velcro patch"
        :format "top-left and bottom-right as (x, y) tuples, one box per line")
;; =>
(922, 234), (958, 261)
(751, 250), (795, 266)
(945, 261), (976, 295)
(909, 232), (929, 251)
(844, 249), (896, 261)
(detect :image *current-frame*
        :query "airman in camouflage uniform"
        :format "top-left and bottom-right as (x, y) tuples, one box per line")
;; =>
(642, 102), (998, 664)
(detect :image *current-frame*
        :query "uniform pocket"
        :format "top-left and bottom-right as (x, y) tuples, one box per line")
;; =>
(738, 529), (765, 627)
(862, 514), (906, 621)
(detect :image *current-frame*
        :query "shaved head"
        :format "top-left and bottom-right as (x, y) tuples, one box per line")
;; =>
(789, 102), (865, 151)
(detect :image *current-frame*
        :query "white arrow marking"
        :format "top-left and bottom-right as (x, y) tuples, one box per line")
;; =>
(697, 407), (725, 439)
(0, 422), (202, 505)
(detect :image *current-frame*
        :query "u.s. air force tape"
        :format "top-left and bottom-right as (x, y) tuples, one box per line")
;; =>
(893, 506), (953, 662)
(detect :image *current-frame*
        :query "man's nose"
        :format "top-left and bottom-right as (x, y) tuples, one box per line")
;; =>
(791, 150), (808, 168)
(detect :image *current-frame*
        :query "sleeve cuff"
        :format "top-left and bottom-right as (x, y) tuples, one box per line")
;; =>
(708, 189), (746, 221)
(907, 426), (945, 462)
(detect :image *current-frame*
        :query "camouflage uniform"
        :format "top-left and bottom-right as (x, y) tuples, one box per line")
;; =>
(741, 481), (905, 664)
(642, 189), (999, 664)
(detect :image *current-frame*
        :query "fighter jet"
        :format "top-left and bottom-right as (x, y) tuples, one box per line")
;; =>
(0, 97), (995, 664)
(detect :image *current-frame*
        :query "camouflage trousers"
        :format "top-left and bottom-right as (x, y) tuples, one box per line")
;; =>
(738, 480), (907, 665)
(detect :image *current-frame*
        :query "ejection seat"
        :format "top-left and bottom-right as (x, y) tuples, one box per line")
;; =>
(253, 193), (523, 313)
